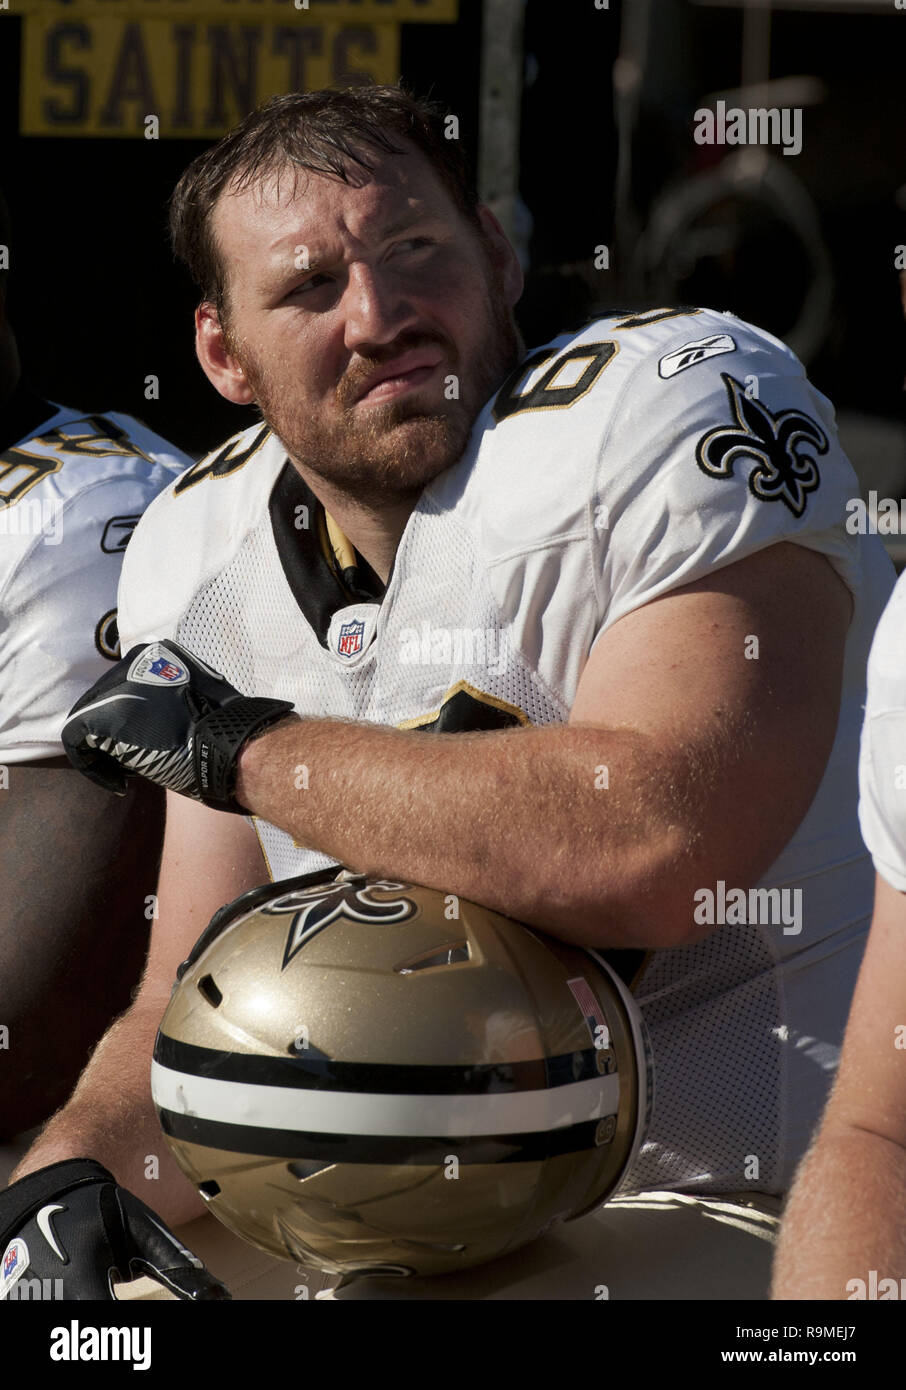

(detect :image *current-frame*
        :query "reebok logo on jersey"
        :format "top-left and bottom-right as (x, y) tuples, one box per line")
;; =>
(100, 515), (140, 553)
(658, 334), (736, 378)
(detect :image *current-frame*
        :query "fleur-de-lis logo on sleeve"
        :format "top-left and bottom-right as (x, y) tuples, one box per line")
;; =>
(696, 374), (827, 517)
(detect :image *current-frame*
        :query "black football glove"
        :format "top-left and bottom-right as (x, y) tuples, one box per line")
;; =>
(0, 1159), (230, 1301)
(62, 639), (296, 813)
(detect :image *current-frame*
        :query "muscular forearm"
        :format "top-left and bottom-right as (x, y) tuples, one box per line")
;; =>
(11, 995), (205, 1228)
(237, 718), (695, 947)
(772, 1123), (906, 1299)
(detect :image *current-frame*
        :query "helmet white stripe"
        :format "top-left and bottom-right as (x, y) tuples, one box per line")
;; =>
(151, 1060), (620, 1137)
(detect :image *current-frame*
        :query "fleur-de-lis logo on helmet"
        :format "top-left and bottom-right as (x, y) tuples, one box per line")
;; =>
(696, 374), (827, 518)
(264, 877), (417, 969)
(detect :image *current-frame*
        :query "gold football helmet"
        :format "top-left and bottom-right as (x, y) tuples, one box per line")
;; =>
(151, 868), (653, 1279)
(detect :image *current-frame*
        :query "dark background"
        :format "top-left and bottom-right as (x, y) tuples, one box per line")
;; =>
(2, 0), (904, 464)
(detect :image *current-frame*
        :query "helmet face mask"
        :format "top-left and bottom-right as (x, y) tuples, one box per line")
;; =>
(152, 871), (652, 1279)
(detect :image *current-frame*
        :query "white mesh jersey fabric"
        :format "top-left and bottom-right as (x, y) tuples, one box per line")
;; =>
(0, 402), (191, 761)
(118, 308), (895, 1197)
(176, 488), (569, 887)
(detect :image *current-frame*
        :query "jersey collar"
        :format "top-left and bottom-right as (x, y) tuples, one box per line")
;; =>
(268, 460), (385, 647)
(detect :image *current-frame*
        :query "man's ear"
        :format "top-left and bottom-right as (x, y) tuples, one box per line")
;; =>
(476, 205), (524, 309)
(195, 302), (256, 405)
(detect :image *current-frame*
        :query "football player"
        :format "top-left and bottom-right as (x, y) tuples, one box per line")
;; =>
(2, 86), (894, 1300)
(0, 185), (192, 1136)
(771, 565), (906, 1299)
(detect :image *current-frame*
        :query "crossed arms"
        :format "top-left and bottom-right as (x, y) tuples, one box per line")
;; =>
(13, 537), (852, 1220)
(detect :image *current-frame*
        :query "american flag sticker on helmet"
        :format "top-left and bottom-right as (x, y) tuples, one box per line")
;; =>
(567, 976), (610, 1050)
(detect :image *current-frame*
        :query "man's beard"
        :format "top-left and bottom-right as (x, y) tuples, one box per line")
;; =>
(233, 267), (520, 510)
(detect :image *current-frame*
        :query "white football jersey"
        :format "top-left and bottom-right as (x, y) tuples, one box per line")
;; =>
(118, 307), (895, 1197)
(0, 387), (191, 762)
(858, 567), (906, 890)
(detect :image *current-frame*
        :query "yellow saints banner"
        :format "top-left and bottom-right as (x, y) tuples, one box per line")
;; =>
(11, 0), (458, 138)
(9, 0), (456, 13)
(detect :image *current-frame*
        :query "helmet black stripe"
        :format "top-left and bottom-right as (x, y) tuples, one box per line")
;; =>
(157, 1108), (606, 1164)
(153, 1032), (606, 1093)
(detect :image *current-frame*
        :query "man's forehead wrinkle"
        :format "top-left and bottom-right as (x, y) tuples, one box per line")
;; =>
(221, 139), (431, 225)
(264, 182), (427, 261)
(234, 164), (312, 214)
(219, 178), (315, 257)
(226, 147), (383, 214)
(213, 146), (453, 296)
(332, 165), (431, 241)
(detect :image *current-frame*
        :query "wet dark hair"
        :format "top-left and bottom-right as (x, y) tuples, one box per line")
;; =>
(168, 85), (481, 321)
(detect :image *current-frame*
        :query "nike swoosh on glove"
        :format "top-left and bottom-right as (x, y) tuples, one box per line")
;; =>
(0, 1159), (230, 1301)
(62, 639), (296, 813)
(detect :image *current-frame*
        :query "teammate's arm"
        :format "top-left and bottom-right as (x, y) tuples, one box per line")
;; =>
(235, 538), (851, 948)
(0, 758), (164, 1136)
(771, 870), (906, 1298)
(10, 790), (268, 1228)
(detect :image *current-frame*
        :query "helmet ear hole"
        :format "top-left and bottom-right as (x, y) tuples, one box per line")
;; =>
(287, 1160), (334, 1181)
(197, 974), (223, 1007)
(198, 1180), (221, 1199)
(394, 941), (470, 974)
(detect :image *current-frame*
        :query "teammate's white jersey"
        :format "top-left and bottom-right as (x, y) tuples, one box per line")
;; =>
(119, 307), (895, 1197)
(858, 568), (906, 890)
(0, 386), (191, 762)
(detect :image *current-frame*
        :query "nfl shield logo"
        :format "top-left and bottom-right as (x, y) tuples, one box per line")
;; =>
(149, 657), (183, 681)
(3, 1244), (19, 1278)
(337, 619), (365, 658)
